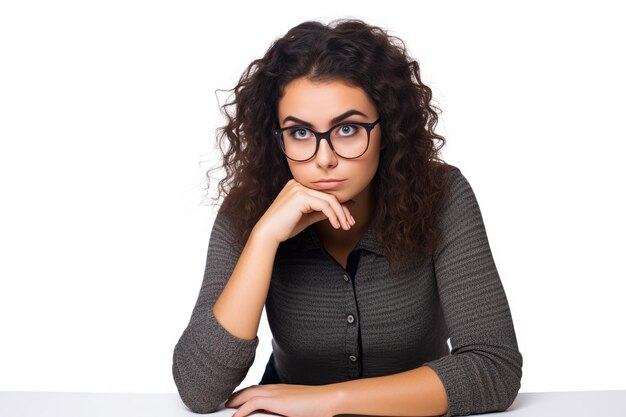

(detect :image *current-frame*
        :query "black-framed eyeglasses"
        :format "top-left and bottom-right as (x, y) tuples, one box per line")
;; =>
(272, 118), (381, 162)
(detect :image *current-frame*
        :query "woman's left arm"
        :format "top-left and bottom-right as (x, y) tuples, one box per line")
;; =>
(332, 167), (523, 417)
(329, 364), (448, 416)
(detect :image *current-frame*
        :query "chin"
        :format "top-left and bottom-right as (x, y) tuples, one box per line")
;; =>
(322, 189), (346, 199)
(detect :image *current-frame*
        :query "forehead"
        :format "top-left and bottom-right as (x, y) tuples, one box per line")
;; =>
(278, 78), (376, 123)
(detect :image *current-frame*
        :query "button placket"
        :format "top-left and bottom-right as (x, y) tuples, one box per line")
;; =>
(336, 250), (361, 379)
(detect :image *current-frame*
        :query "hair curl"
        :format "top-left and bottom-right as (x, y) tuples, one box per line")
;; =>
(203, 18), (453, 273)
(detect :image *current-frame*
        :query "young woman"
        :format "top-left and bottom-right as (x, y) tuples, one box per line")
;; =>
(172, 18), (522, 417)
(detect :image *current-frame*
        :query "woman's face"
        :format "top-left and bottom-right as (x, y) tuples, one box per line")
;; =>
(276, 77), (382, 205)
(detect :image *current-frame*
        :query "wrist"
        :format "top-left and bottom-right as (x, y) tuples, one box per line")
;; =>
(250, 223), (280, 247)
(326, 383), (347, 417)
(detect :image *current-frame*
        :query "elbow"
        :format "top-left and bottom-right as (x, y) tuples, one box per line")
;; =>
(466, 344), (523, 414)
(493, 348), (523, 412)
(172, 343), (225, 414)
(422, 345), (523, 416)
(496, 372), (521, 412)
(178, 394), (222, 414)
(170, 318), (259, 414)
(173, 358), (222, 413)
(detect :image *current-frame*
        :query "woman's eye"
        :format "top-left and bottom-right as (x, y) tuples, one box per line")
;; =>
(338, 124), (359, 135)
(290, 128), (310, 139)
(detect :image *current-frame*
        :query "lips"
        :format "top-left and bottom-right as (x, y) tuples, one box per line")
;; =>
(312, 179), (345, 189)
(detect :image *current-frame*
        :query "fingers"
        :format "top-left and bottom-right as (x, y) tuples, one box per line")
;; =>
(307, 198), (343, 229)
(303, 189), (352, 230)
(231, 396), (272, 417)
(323, 198), (350, 230)
(342, 204), (355, 226)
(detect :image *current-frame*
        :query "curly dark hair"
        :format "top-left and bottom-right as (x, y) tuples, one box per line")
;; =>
(203, 18), (453, 273)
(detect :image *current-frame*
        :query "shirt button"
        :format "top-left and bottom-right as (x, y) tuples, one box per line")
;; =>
(349, 355), (357, 362)
(343, 274), (350, 282)
(347, 314), (354, 323)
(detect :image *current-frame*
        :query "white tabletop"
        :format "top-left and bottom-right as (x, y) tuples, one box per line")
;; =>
(1, 390), (625, 416)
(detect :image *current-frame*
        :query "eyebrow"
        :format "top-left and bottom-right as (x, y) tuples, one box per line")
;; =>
(282, 109), (368, 128)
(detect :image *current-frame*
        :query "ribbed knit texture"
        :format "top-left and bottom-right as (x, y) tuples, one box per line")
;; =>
(172, 164), (523, 416)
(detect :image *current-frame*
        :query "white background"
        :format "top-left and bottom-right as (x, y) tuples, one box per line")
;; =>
(1, 0), (624, 396)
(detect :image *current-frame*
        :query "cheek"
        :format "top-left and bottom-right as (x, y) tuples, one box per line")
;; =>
(286, 162), (300, 179)
(364, 153), (381, 178)
(349, 160), (379, 192)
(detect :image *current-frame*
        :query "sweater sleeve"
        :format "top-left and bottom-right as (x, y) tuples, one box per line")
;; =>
(422, 166), (523, 417)
(172, 207), (260, 413)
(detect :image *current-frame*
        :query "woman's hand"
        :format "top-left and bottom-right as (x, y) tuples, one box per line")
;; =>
(224, 383), (340, 417)
(254, 178), (356, 244)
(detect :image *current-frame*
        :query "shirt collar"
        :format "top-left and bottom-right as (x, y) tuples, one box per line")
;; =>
(297, 218), (385, 256)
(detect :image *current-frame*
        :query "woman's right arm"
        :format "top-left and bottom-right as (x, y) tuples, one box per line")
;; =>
(172, 179), (356, 413)
(172, 208), (278, 413)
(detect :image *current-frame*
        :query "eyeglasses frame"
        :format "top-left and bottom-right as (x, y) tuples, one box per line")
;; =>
(272, 118), (381, 162)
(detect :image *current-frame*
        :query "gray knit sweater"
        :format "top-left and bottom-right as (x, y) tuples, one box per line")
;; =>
(172, 164), (523, 416)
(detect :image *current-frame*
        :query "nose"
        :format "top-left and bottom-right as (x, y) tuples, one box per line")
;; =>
(315, 137), (338, 165)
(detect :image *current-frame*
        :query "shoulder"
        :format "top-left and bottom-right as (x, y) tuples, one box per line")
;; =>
(434, 163), (483, 227)
(209, 205), (245, 250)
(439, 163), (472, 203)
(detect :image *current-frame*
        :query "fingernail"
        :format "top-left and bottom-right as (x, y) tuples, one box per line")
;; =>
(351, 215), (355, 224)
